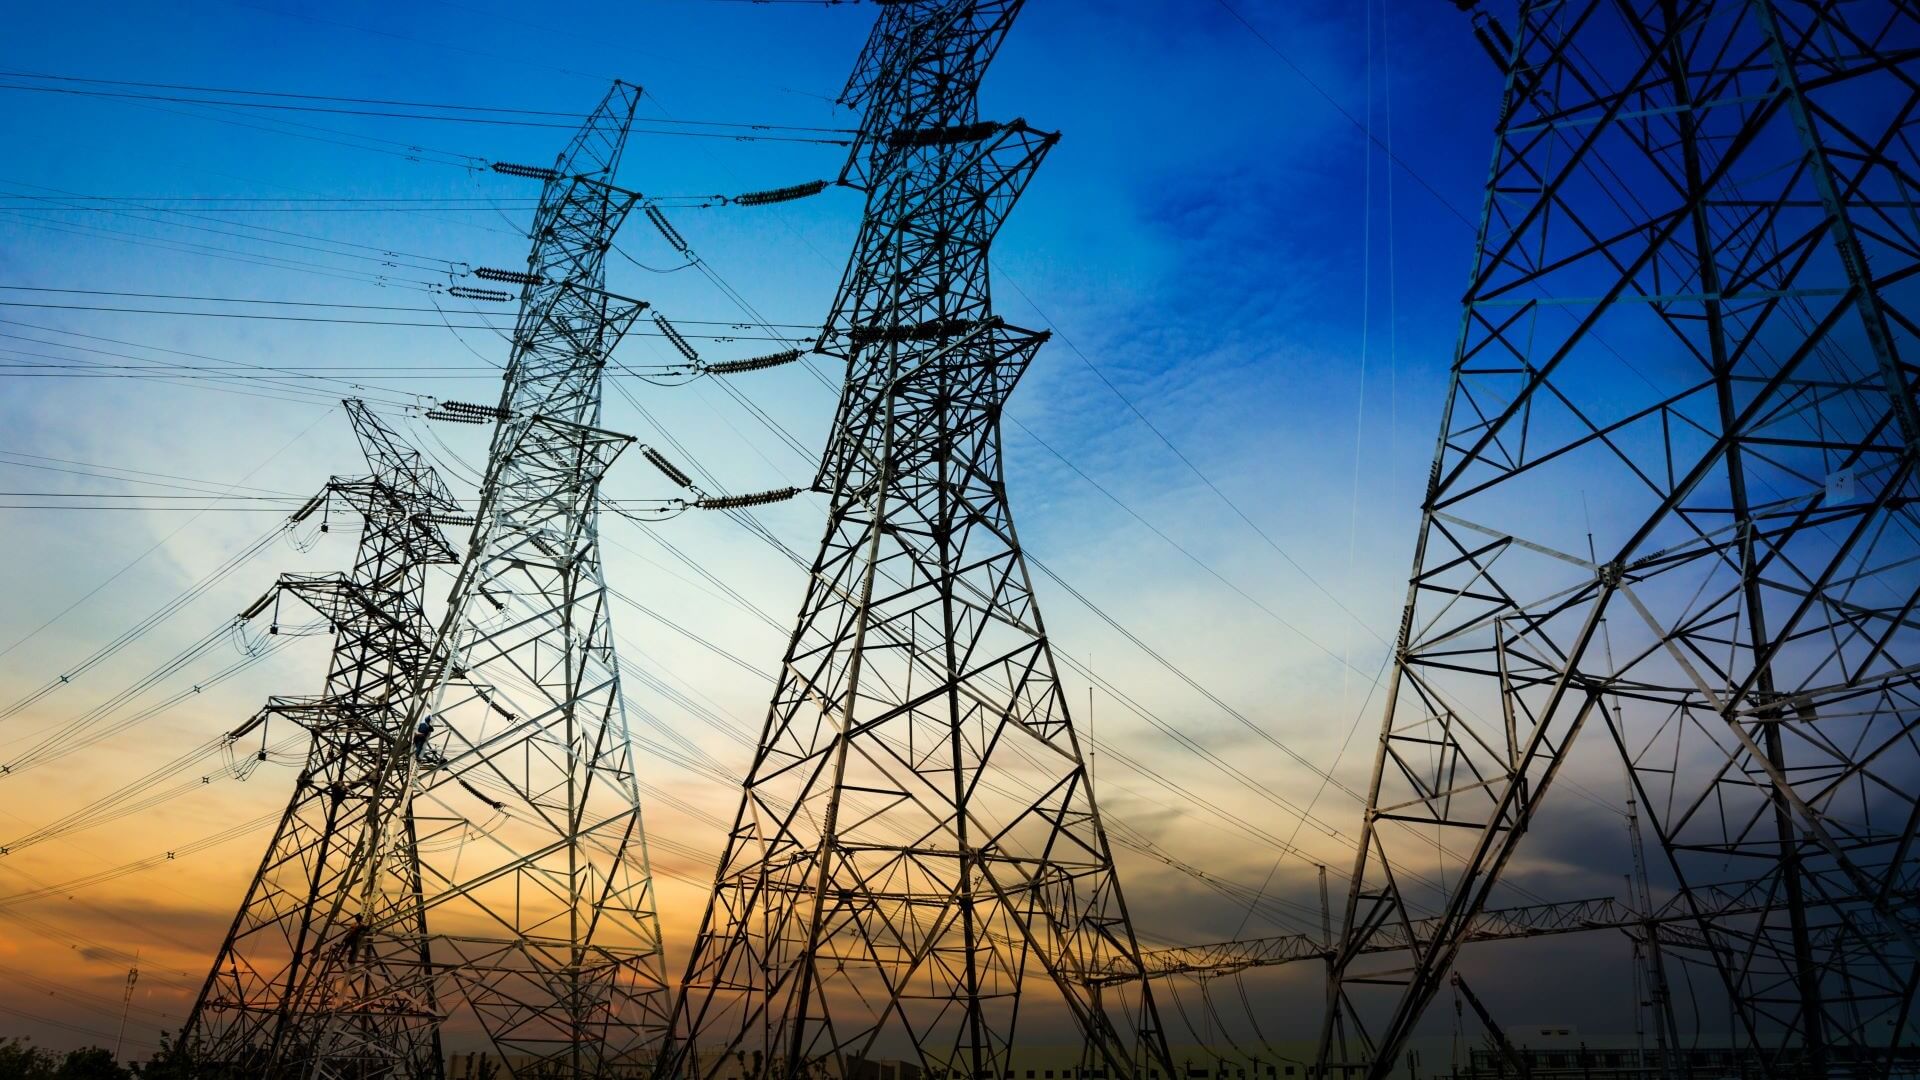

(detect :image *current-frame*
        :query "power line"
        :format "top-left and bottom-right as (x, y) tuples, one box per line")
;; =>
(0, 324), (427, 411)
(1, 199), (543, 212)
(0, 286), (817, 329)
(0, 811), (281, 910)
(0, 79), (855, 144)
(1211, 0), (1476, 230)
(0, 70), (860, 133)
(606, 154), (1411, 881)
(625, 76), (1432, 866)
(0, 999), (136, 1047)
(68, 87), (492, 171)
(1001, 274), (1390, 648)
(0, 37), (1497, 1045)
(1, 213), (454, 295)
(0, 450), (300, 498)
(0, 301), (808, 338)
(596, 376), (1367, 930)
(0, 413), (330, 663)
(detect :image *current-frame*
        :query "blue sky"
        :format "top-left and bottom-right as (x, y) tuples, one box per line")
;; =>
(0, 0), (1676, 1057)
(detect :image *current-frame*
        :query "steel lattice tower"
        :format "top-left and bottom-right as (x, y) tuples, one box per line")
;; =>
(664, 4), (1171, 1077)
(369, 81), (673, 1077)
(1317, 3), (1920, 1077)
(182, 400), (463, 1079)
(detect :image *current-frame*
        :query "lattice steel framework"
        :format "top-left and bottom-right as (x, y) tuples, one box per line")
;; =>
(371, 81), (673, 1078)
(664, 4), (1172, 1077)
(1317, 3), (1920, 1077)
(182, 400), (462, 1079)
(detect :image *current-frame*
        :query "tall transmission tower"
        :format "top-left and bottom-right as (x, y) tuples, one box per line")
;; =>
(1318, 3), (1920, 1077)
(187, 84), (670, 1079)
(381, 81), (672, 1076)
(665, 3), (1172, 1077)
(182, 399), (463, 1079)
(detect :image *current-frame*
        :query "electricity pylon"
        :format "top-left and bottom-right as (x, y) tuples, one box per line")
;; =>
(385, 81), (672, 1077)
(1317, 3), (1920, 1077)
(183, 399), (462, 1079)
(189, 83), (668, 1079)
(665, 4), (1172, 1077)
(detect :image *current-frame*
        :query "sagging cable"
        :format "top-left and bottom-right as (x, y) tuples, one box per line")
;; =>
(704, 348), (804, 376)
(641, 446), (693, 489)
(694, 487), (800, 511)
(729, 179), (828, 207)
(645, 204), (689, 253)
(653, 315), (699, 364)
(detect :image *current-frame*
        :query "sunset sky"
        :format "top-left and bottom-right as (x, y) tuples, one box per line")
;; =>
(0, 0), (1666, 1059)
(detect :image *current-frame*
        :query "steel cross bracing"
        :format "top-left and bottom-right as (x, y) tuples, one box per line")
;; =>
(181, 400), (463, 1079)
(664, 4), (1172, 1078)
(375, 80), (672, 1078)
(1316, 2), (1920, 1077)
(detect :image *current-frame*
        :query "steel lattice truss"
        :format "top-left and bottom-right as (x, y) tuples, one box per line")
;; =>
(182, 400), (462, 1079)
(1318, 3), (1920, 1077)
(369, 81), (673, 1077)
(664, 4), (1172, 1078)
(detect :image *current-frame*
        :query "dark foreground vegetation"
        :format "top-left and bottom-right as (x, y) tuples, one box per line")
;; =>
(0, 1034), (199, 1080)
